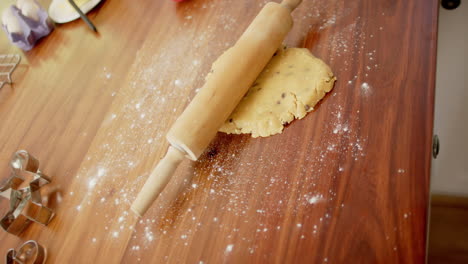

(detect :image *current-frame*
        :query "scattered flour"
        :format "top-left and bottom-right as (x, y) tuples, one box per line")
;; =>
(225, 244), (234, 253)
(307, 194), (324, 204)
(361, 82), (371, 94)
(103, 67), (112, 79)
(69, 0), (384, 258)
(174, 79), (183, 87)
(319, 15), (337, 30)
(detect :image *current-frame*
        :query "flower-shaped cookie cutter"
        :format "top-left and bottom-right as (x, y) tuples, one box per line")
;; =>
(0, 150), (54, 236)
(0, 54), (21, 89)
(6, 240), (46, 264)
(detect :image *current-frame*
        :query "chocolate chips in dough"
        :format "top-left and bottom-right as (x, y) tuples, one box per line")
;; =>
(220, 47), (336, 137)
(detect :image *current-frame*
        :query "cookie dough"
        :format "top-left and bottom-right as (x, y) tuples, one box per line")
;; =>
(219, 47), (336, 137)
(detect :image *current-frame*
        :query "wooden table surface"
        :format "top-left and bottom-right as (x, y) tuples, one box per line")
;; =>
(0, 0), (438, 263)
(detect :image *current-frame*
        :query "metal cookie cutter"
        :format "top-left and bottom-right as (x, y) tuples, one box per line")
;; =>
(0, 54), (21, 89)
(6, 240), (46, 264)
(0, 150), (54, 236)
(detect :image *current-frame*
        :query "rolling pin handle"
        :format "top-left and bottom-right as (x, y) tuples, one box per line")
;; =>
(281, 0), (303, 12)
(130, 146), (185, 217)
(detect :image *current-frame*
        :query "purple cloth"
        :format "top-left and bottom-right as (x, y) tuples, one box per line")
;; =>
(2, 2), (54, 51)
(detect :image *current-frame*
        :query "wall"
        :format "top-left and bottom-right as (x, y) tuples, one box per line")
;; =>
(432, 1), (468, 196)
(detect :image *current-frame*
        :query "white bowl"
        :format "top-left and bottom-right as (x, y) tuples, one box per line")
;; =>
(48, 0), (102, 23)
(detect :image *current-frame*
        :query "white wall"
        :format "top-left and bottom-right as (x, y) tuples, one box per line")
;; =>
(432, 1), (468, 196)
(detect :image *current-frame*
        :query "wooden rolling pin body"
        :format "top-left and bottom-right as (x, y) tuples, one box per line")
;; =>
(167, 2), (293, 160)
(131, 0), (302, 216)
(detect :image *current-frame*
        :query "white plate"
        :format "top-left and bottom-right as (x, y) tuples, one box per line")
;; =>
(48, 0), (102, 24)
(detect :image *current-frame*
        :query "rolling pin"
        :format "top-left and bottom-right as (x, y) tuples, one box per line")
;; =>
(131, 0), (303, 217)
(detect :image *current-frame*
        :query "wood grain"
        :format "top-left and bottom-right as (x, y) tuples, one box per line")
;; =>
(0, 0), (438, 263)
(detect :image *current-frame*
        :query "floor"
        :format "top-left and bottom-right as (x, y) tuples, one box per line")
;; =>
(428, 1), (468, 263)
(428, 195), (468, 263)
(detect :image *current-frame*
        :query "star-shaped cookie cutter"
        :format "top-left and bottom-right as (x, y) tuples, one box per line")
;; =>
(0, 150), (54, 236)
(6, 240), (46, 264)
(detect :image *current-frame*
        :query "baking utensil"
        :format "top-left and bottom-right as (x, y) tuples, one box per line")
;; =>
(0, 54), (21, 89)
(0, 151), (54, 236)
(131, 0), (303, 217)
(67, 0), (97, 32)
(6, 240), (46, 264)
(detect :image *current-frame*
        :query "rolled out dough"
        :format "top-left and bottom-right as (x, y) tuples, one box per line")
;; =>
(219, 47), (336, 137)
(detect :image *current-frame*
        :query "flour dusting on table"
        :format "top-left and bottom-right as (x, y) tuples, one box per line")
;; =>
(63, 0), (401, 260)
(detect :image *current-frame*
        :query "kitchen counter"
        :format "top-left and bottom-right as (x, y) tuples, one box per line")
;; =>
(0, 0), (438, 262)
